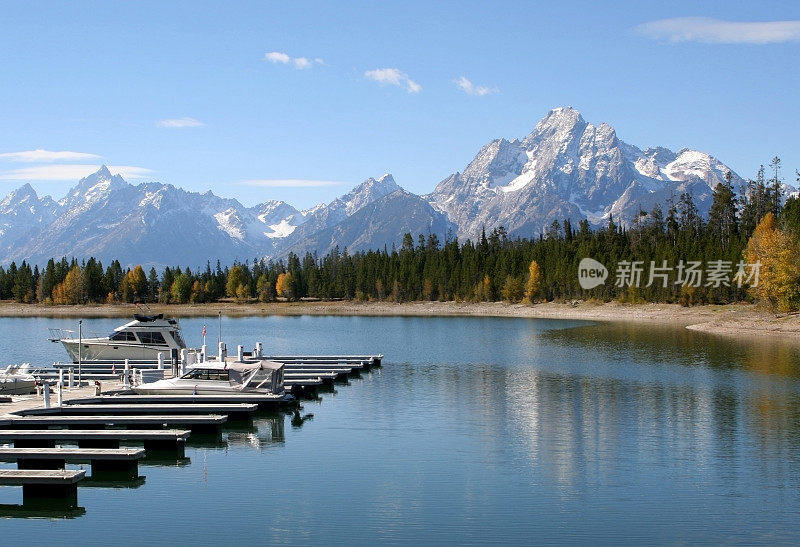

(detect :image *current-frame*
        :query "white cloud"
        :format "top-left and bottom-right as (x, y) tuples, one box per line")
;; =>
(0, 149), (102, 163)
(264, 51), (323, 69)
(239, 179), (345, 188)
(265, 51), (291, 64)
(293, 57), (312, 69)
(364, 68), (421, 93)
(0, 164), (153, 181)
(635, 17), (800, 44)
(156, 117), (205, 128)
(455, 76), (498, 96)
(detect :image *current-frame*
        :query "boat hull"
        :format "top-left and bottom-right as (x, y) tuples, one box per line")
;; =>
(0, 379), (37, 395)
(132, 386), (271, 395)
(61, 340), (172, 362)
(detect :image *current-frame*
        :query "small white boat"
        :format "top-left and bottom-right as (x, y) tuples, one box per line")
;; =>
(0, 364), (38, 395)
(51, 313), (187, 362)
(133, 360), (285, 395)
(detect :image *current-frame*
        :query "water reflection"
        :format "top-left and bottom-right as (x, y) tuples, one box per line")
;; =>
(0, 502), (86, 519)
(415, 320), (800, 502)
(224, 413), (286, 449)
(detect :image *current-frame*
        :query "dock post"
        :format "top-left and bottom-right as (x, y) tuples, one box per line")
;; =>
(68, 367), (74, 390)
(180, 349), (188, 375)
(157, 352), (164, 370)
(218, 342), (226, 363)
(57, 370), (63, 406)
(255, 342), (262, 358)
(237, 345), (243, 362)
(123, 360), (131, 390)
(43, 382), (51, 409)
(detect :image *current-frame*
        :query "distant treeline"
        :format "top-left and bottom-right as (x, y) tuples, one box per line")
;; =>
(1, 162), (799, 311)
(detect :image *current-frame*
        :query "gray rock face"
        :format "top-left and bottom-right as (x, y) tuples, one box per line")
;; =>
(428, 107), (748, 240)
(277, 189), (455, 258)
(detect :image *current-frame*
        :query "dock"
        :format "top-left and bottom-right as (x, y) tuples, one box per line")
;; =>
(0, 414), (227, 434)
(0, 447), (145, 476)
(0, 345), (386, 515)
(42, 352), (383, 393)
(0, 429), (191, 452)
(0, 469), (85, 503)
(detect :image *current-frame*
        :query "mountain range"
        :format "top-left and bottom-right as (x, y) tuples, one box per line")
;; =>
(0, 107), (784, 268)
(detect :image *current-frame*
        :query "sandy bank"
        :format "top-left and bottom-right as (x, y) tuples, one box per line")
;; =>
(0, 300), (796, 340)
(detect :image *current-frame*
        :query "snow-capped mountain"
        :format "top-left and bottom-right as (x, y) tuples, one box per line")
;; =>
(0, 167), (305, 268)
(277, 189), (455, 258)
(0, 106), (781, 267)
(0, 183), (61, 247)
(272, 174), (401, 250)
(428, 107), (748, 239)
(0, 168), (442, 267)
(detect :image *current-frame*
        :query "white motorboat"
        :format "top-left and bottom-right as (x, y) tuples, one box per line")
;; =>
(132, 360), (285, 395)
(0, 364), (38, 395)
(51, 313), (187, 362)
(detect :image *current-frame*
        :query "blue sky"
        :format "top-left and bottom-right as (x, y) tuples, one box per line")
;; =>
(0, 1), (798, 209)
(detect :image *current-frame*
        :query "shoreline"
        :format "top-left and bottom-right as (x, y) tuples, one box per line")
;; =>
(0, 300), (797, 340)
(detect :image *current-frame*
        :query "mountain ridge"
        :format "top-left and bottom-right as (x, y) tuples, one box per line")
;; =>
(0, 107), (789, 268)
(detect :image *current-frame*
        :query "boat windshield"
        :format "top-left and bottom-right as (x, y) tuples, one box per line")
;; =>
(180, 369), (230, 381)
(109, 331), (136, 342)
(138, 331), (168, 346)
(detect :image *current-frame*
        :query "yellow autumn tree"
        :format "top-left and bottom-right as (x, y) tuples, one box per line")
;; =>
(275, 272), (293, 299)
(52, 265), (83, 304)
(524, 260), (541, 303)
(745, 213), (800, 312)
(501, 275), (524, 303)
(226, 265), (246, 299)
(121, 265), (147, 302)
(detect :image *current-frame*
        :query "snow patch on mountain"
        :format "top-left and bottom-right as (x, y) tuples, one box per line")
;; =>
(266, 219), (297, 238)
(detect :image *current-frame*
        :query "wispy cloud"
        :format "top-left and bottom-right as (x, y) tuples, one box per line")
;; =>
(239, 179), (345, 188)
(364, 68), (421, 93)
(0, 164), (153, 181)
(156, 117), (205, 128)
(455, 76), (498, 96)
(264, 51), (324, 70)
(635, 17), (800, 44)
(0, 149), (102, 163)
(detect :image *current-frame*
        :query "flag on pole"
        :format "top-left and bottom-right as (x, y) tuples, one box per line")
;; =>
(202, 325), (206, 337)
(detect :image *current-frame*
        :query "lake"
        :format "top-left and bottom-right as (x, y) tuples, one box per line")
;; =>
(2, 314), (800, 544)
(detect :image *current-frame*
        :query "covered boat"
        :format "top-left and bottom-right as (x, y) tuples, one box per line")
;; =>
(0, 364), (38, 395)
(132, 360), (285, 395)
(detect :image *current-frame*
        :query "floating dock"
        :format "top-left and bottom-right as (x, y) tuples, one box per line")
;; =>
(0, 345), (385, 515)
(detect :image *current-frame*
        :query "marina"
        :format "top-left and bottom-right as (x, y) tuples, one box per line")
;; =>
(0, 314), (384, 513)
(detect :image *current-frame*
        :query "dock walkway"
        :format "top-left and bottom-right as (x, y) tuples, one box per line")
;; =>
(0, 447), (144, 476)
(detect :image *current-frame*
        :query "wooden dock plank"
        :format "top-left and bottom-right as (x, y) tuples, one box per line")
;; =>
(0, 447), (145, 460)
(0, 429), (190, 442)
(0, 447), (144, 476)
(2, 414), (227, 428)
(0, 469), (85, 484)
(0, 469), (86, 502)
(19, 403), (258, 417)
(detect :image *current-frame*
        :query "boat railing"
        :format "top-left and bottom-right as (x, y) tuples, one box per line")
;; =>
(47, 328), (107, 342)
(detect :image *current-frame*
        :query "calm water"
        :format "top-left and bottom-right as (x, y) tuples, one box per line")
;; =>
(2, 314), (800, 544)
